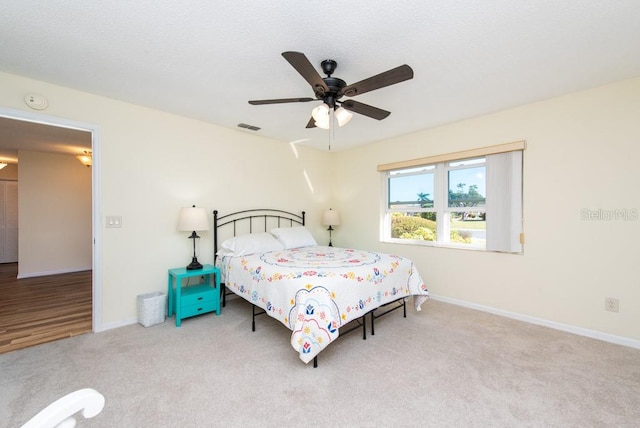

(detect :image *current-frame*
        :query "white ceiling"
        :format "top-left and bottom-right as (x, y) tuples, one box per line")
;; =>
(1, 1), (640, 154)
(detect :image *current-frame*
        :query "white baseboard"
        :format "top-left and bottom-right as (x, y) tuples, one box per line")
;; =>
(429, 294), (640, 350)
(17, 266), (92, 279)
(96, 318), (138, 332)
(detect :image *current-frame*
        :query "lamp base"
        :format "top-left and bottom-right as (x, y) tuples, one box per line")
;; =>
(186, 258), (203, 270)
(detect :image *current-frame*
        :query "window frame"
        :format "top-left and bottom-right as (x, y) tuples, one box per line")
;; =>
(383, 157), (487, 250)
(379, 141), (525, 253)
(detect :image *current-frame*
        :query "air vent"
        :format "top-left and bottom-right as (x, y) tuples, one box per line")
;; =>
(237, 123), (261, 131)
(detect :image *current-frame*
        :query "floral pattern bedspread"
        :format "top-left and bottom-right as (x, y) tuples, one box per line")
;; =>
(219, 246), (428, 364)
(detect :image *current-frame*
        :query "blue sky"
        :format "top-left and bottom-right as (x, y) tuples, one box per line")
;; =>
(390, 165), (486, 203)
(449, 166), (486, 196)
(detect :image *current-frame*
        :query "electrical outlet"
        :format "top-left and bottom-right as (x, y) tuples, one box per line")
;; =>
(605, 297), (619, 313)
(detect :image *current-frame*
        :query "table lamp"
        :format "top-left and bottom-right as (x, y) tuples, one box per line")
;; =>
(177, 205), (209, 270)
(321, 208), (341, 247)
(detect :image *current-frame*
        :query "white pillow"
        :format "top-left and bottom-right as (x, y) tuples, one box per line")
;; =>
(220, 232), (284, 257)
(270, 226), (317, 249)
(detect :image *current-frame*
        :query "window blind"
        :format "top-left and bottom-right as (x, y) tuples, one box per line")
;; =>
(486, 151), (523, 253)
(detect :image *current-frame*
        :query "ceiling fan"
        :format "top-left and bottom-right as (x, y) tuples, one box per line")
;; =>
(248, 51), (414, 129)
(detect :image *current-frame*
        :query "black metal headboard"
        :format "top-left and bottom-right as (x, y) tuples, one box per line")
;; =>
(213, 209), (306, 256)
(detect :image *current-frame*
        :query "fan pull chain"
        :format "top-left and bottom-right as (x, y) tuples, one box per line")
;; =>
(329, 109), (335, 151)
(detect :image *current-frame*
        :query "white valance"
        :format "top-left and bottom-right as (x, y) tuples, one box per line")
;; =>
(377, 140), (526, 172)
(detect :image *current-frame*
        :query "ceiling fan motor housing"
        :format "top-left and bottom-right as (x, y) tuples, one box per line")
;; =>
(313, 59), (345, 107)
(317, 76), (346, 107)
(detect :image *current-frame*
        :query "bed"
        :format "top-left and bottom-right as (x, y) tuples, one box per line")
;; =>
(214, 209), (428, 365)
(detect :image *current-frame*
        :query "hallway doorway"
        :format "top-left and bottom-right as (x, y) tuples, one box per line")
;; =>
(0, 108), (102, 346)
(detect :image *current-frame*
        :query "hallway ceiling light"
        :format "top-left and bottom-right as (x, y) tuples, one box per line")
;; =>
(76, 151), (92, 167)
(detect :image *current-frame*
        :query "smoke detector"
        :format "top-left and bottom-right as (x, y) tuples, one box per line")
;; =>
(24, 94), (48, 110)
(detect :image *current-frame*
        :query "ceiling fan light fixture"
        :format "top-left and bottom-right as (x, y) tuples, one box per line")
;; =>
(334, 106), (353, 127)
(314, 118), (330, 129)
(312, 103), (331, 129)
(311, 103), (329, 121)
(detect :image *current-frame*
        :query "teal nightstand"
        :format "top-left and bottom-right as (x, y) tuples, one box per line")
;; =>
(167, 264), (221, 327)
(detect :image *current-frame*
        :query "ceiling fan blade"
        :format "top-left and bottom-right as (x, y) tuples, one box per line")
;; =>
(249, 97), (315, 105)
(342, 64), (414, 97)
(282, 51), (329, 95)
(305, 117), (316, 128)
(341, 100), (391, 120)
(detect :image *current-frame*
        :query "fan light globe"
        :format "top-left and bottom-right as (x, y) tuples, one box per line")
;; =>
(315, 119), (330, 129)
(312, 103), (331, 129)
(334, 107), (353, 127)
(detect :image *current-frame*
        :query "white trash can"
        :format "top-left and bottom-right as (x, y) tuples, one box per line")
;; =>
(137, 291), (167, 327)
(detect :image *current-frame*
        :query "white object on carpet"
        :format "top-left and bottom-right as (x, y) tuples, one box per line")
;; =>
(21, 388), (105, 428)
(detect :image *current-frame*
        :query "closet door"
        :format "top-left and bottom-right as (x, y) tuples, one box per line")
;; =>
(0, 180), (18, 264)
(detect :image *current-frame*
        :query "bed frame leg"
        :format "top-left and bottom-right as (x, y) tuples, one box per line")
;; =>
(362, 315), (366, 340)
(313, 356), (318, 368)
(403, 298), (407, 317)
(371, 311), (375, 336)
(252, 304), (256, 332)
(222, 285), (226, 308)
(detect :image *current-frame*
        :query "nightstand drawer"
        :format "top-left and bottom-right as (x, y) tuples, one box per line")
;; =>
(182, 299), (218, 318)
(180, 284), (215, 307)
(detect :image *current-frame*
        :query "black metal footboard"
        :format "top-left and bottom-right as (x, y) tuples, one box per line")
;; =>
(370, 297), (407, 336)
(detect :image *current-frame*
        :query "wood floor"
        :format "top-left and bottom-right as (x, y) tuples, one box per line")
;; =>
(0, 263), (92, 354)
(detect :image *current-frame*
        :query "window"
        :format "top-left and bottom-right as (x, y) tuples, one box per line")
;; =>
(380, 142), (524, 253)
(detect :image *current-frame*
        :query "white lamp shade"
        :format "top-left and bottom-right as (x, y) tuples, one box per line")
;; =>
(177, 206), (209, 231)
(334, 106), (353, 127)
(322, 209), (341, 226)
(312, 103), (331, 129)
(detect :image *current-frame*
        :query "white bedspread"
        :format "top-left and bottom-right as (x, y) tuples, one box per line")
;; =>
(219, 246), (428, 363)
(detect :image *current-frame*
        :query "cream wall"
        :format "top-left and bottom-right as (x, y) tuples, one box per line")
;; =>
(2, 70), (639, 345)
(331, 76), (640, 344)
(0, 71), (332, 328)
(18, 150), (92, 277)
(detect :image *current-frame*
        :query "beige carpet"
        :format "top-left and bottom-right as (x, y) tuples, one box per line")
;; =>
(2, 298), (640, 427)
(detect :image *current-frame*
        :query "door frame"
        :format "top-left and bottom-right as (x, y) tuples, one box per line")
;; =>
(0, 179), (19, 264)
(0, 107), (103, 332)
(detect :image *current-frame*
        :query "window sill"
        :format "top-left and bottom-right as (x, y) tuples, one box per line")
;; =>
(382, 238), (523, 254)
(382, 238), (484, 251)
